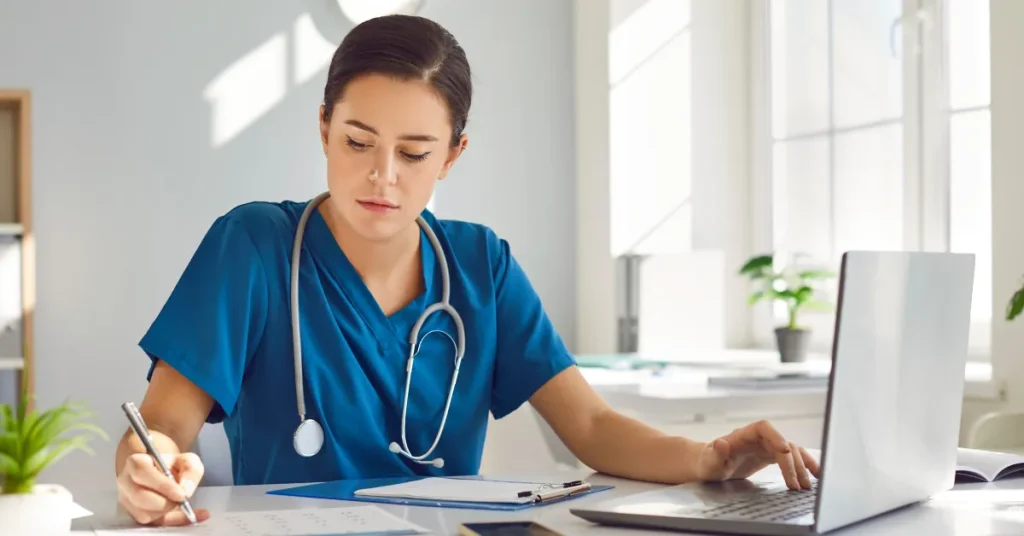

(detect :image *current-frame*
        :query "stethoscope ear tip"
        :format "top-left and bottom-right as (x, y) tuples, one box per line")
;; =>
(389, 442), (402, 453)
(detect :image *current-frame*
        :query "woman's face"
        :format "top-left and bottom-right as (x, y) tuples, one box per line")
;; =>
(319, 74), (466, 242)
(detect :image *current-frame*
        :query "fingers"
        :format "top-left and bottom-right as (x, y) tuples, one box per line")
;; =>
(711, 437), (731, 461)
(160, 508), (212, 526)
(775, 445), (799, 490)
(751, 420), (791, 453)
(118, 452), (205, 526)
(724, 420), (790, 455)
(126, 454), (187, 503)
(119, 501), (211, 527)
(789, 442), (811, 489)
(799, 446), (821, 479)
(171, 452), (205, 498)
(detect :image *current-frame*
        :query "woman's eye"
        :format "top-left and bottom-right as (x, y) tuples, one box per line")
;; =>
(346, 137), (369, 150)
(402, 151), (430, 162)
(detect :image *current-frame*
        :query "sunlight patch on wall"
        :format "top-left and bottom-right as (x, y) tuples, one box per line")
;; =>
(204, 34), (288, 147)
(609, 29), (692, 256)
(337, 0), (424, 25)
(609, 0), (691, 86)
(294, 13), (337, 86)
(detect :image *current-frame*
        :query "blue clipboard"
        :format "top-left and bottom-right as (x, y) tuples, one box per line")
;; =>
(267, 475), (613, 511)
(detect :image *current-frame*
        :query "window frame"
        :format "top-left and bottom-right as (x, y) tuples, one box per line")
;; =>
(748, 0), (991, 361)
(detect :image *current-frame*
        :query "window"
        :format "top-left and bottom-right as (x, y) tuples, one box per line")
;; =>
(753, 0), (991, 358)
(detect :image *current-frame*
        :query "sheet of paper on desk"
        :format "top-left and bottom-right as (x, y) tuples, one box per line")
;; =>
(93, 504), (429, 535)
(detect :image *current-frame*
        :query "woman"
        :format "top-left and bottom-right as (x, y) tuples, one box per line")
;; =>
(114, 14), (819, 526)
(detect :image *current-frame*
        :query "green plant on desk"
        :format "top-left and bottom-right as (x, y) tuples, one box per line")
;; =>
(739, 253), (835, 362)
(0, 390), (107, 494)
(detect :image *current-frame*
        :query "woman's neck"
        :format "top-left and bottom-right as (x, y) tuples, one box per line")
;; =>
(319, 203), (422, 287)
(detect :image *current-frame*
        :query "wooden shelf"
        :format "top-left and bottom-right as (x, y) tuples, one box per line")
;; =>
(0, 89), (33, 407)
(0, 222), (23, 236)
(0, 357), (23, 371)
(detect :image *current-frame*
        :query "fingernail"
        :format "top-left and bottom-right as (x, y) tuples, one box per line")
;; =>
(182, 479), (196, 497)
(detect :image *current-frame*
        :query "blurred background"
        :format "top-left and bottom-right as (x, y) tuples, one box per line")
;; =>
(1, 0), (1021, 497)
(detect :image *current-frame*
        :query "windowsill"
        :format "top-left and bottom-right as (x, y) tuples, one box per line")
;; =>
(577, 348), (1003, 401)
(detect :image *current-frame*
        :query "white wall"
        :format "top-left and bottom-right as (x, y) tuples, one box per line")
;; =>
(989, 0), (1024, 409)
(0, 0), (576, 494)
(574, 0), (617, 354)
(689, 0), (752, 348)
(575, 0), (754, 354)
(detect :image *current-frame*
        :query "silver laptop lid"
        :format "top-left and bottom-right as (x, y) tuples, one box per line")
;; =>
(814, 251), (975, 533)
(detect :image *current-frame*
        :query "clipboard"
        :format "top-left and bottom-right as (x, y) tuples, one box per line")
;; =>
(267, 476), (613, 511)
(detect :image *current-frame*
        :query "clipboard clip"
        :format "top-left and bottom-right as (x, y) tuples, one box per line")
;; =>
(516, 480), (593, 503)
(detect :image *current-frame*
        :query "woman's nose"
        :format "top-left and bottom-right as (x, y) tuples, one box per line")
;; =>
(373, 151), (398, 184)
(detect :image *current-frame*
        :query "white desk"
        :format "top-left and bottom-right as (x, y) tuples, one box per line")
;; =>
(71, 468), (1024, 535)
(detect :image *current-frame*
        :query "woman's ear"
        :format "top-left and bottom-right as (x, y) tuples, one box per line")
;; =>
(439, 134), (468, 180)
(319, 105), (329, 155)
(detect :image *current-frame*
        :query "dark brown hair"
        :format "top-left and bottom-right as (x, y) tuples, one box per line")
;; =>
(322, 14), (472, 146)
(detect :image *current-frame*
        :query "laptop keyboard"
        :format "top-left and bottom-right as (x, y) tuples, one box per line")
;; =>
(696, 481), (818, 523)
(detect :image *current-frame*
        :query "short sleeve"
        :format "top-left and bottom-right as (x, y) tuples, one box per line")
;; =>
(490, 238), (576, 419)
(139, 214), (269, 423)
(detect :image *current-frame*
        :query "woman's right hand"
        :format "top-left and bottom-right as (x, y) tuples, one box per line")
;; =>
(116, 451), (212, 526)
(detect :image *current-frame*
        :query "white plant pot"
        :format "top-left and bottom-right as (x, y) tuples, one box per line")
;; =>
(0, 483), (74, 535)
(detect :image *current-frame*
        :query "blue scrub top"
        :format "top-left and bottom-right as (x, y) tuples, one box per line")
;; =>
(139, 200), (576, 486)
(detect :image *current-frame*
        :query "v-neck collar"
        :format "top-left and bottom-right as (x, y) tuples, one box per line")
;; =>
(303, 204), (437, 354)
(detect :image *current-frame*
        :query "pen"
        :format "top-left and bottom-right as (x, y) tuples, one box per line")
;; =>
(121, 402), (197, 525)
(516, 480), (589, 499)
(532, 482), (592, 503)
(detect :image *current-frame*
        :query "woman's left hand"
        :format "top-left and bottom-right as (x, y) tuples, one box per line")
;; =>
(693, 420), (820, 490)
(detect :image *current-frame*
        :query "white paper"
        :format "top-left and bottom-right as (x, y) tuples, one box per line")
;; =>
(355, 477), (580, 504)
(93, 505), (429, 535)
(68, 500), (94, 520)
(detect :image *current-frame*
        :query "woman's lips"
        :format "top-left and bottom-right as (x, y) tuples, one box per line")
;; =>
(358, 200), (398, 214)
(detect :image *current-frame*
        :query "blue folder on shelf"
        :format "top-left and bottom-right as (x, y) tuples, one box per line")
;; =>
(267, 475), (613, 511)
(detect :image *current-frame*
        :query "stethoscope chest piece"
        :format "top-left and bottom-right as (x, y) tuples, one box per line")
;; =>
(293, 419), (324, 457)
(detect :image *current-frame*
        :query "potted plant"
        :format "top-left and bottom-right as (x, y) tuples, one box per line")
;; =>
(739, 253), (835, 362)
(0, 389), (107, 535)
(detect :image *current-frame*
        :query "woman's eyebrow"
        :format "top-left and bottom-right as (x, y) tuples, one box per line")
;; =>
(344, 119), (437, 142)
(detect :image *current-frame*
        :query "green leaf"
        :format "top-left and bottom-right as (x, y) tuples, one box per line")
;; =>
(0, 431), (18, 462)
(0, 397), (107, 484)
(1008, 285), (1024, 321)
(739, 255), (774, 276)
(748, 291), (765, 305)
(775, 289), (798, 300)
(24, 403), (102, 457)
(794, 286), (814, 303)
(0, 405), (13, 433)
(23, 437), (96, 480)
(0, 451), (19, 477)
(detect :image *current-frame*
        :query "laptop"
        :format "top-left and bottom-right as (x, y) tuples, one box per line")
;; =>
(570, 251), (975, 535)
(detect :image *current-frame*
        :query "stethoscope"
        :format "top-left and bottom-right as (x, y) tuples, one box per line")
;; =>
(290, 191), (466, 468)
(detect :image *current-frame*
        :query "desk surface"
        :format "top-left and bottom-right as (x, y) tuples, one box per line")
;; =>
(73, 468), (1024, 535)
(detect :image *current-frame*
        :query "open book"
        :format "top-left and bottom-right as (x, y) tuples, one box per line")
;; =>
(956, 448), (1024, 482)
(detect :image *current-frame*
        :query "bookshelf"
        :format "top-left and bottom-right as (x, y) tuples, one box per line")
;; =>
(0, 90), (33, 408)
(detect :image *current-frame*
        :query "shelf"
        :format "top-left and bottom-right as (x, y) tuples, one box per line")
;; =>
(0, 356), (24, 371)
(0, 223), (23, 236)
